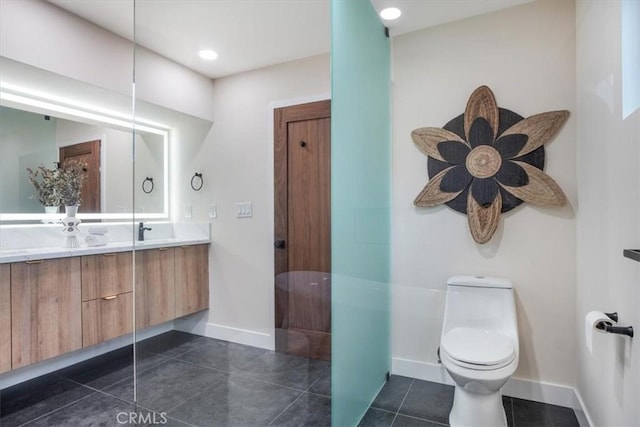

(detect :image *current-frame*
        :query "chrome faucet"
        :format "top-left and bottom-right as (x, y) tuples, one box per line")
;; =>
(138, 222), (152, 241)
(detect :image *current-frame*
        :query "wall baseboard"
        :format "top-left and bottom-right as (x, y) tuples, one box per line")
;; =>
(174, 317), (275, 350)
(0, 322), (173, 390)
(572, 388), (594, 427)
(392, 357), (590, 426)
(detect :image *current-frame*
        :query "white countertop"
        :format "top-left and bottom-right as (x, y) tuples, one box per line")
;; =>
(0, 238), (210, 264)
(0, 222), (211, 264)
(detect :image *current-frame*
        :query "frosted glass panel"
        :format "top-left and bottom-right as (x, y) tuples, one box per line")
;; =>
(331, 0), (391, 425)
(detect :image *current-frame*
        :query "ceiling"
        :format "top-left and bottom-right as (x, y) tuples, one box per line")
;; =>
(48, 0), (532, 80)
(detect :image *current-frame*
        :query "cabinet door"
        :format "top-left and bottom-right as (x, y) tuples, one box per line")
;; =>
(175, 245), (209, 317)
(0, 264), (11, 373)
(82, 252), (133, 301)
(136, 248), (175, 329)
(11, 258), (82, 369)
(82, 292), (133, 347)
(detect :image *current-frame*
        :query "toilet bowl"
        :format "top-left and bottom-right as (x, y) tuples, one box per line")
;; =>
(440, 276), (519, 427)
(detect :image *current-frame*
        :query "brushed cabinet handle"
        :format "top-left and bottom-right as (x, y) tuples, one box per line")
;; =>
(158, 247), (169, 251)
(25, 260), (44, 264)
(102, 253), (116, 257)
(103, 295), (117, 300)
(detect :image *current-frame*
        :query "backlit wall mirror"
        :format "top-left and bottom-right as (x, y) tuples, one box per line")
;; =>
(0, 56), (212, 222)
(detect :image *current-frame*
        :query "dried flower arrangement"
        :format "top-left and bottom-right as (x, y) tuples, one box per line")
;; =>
(27, 160), (87, 208)
(27, 164), (61, 207)
(57, 160), (87, 206)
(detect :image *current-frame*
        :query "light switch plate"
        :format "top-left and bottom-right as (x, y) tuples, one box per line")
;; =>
(236, 202), (252, 218)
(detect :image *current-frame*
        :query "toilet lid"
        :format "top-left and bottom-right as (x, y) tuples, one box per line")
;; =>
(442, 327), (515, 367)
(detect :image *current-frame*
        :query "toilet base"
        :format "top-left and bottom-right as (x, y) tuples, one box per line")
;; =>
(449, 386), (506, 427)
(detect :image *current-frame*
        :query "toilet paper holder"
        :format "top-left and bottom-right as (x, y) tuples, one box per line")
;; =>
(596, 312), (634, 338)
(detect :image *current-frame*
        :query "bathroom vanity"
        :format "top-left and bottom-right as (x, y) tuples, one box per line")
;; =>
(0, 223), (210, 374)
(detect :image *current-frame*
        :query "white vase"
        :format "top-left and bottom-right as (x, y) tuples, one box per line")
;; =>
(65, 205), (79, 217)
(62, 205), (81, 248)
(44, 206), (59, 214)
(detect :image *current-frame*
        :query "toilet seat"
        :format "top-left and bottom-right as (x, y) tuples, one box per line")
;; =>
(442, 327), (515, 371)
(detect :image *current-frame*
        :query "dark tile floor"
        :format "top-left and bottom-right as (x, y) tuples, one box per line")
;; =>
(358, 376), (580, 427)
(0, 331), (579, 427)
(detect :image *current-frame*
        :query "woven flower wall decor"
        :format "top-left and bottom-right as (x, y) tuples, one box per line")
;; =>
(411, 86), (569, 244)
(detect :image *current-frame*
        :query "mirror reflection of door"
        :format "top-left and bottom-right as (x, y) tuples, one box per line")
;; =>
(274, 100), (331, 361)
(59, 140), (101, 213)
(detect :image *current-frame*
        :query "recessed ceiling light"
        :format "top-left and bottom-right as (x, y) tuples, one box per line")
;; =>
(198, 49), (218, 61)
(380, 7), (401, 21)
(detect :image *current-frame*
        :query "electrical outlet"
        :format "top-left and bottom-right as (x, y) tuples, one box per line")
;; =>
(236, 202), (252, 218)
(209, 204), (217, 219)
(185, 204), (192, 219)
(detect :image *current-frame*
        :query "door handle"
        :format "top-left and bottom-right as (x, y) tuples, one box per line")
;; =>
(274, 240), (286, 249)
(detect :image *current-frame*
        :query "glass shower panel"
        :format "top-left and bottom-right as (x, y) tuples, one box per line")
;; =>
(0, 0), (137, 425)
(331, 0), (392, 425)
(132, 2), (216, 423)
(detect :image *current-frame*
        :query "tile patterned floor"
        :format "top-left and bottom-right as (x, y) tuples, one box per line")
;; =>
(0, 331), (579, 427)
(358, 376), (580, 427)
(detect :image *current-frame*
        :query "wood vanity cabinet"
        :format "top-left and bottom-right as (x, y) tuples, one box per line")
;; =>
(0, 264), (11, 374)
(11, 258), (82, 369)
(175, 244), (209, 317)
(136, 247), (175, 329)
(0, 243), (209, 372)
(81, 253), (133, 347)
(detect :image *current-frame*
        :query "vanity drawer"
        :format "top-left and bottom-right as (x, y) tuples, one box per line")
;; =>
(81, 252), (133, 301)
(82, 291), (133, 347)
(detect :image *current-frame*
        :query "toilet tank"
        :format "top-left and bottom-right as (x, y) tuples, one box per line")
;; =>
(442, 276), (517, 340)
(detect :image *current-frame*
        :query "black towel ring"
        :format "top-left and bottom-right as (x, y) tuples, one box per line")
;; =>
(191, 172), (203, 191)
(142, 177), (154, 194)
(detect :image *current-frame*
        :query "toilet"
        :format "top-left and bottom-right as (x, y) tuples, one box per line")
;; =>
(440, 276), (519, 427)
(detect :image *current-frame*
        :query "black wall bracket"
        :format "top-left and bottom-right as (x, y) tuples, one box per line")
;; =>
(623, 249), (640, 262)
(596, 321), (634, 338)
(596, 313), (634, 338)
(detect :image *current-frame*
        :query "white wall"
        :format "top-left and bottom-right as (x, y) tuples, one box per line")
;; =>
(576, 1), (640, 425)
(176, 54), (330, 345)
(0, 0), (215, 119)
(391, 0), (577, 387)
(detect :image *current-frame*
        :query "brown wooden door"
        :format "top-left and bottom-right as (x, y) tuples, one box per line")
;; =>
(59, 140), (100, 213)
(274, 100), (331, 360)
